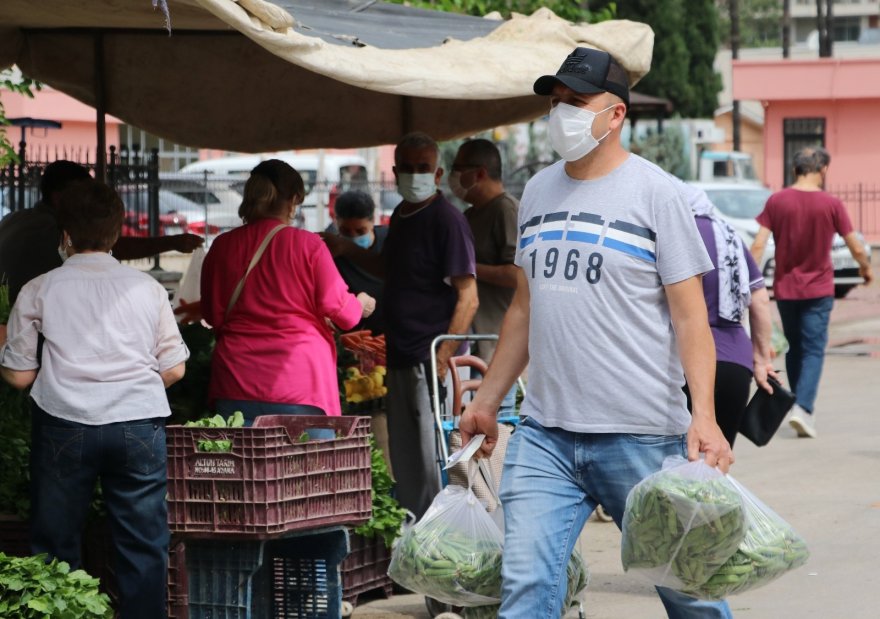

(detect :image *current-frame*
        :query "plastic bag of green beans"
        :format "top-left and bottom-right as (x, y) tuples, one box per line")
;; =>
(461, 549), (590, 619)
(683, 475), (809, 600)
(621, 456), (747, 591)
(388, 483), (504, 606)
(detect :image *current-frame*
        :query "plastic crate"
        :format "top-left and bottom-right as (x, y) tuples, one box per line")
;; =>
(268, 527), (349, 618)
(166, 415), (372, 536)
(167, 538), (189, 619)
(340, 532), (393, 606)
(184, 539), (269, 619)
(178, 527), (348, 619)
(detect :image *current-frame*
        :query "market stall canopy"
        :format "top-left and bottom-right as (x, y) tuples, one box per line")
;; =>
(0, 0), (655, 151)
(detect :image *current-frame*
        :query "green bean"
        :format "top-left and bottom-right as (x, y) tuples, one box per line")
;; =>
(622, 474), (746, 589)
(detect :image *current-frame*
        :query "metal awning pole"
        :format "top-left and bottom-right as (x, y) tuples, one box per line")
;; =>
(94, 32), (107, 182)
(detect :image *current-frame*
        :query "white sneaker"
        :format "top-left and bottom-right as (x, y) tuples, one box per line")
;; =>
(789, 405), (817, 438)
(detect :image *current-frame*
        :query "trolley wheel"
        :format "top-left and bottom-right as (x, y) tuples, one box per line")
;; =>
(341, 600), (354, 617)
(426, 597), (463, 618)
(594, 504), (614, 522)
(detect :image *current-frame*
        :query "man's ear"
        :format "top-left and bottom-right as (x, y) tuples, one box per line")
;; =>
(434, 167), (444, 185)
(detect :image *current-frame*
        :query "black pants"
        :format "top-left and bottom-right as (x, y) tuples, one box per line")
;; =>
(684, 361), (753, 447)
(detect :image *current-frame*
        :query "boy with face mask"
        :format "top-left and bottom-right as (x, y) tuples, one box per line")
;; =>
(330, 190), (387, 335)
(459, 48), (735, 619)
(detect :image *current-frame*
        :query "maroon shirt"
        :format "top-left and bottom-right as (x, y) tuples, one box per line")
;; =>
(756, 188), (853, 300)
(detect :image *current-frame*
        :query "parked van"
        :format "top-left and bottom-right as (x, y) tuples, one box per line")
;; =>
(179, 152), (369, 231)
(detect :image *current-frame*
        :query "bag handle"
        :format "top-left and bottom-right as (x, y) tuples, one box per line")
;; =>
(225, 223), (287, 319)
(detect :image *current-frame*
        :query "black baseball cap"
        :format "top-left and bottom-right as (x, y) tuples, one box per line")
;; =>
(534, 47), (630, 107)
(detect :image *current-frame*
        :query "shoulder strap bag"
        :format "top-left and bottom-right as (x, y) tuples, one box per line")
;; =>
(225, 223), (287, 319)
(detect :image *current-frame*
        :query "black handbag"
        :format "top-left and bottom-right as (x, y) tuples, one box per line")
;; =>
(739, 376), (797, 447)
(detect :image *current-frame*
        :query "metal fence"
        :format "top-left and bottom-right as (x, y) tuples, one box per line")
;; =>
(1, 145), (161, 231)
(827, 183), (880, 240)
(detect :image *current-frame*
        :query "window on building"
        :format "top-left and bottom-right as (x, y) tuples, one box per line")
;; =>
(833, 16), (861, 42)
(783, 118), (825, 186)
(118, 125), (200, 172)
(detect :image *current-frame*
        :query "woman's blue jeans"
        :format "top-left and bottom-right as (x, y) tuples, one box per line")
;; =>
(30, 405), (169, 619)
(497, 416), (733, 619)
(214, 399), (335, 438)
(776, 296), (834, 413)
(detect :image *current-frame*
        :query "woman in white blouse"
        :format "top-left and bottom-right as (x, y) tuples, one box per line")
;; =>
(0, 178), (188, 619)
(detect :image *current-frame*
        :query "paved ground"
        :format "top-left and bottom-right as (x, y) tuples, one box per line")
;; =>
(350, 283), (880, 618)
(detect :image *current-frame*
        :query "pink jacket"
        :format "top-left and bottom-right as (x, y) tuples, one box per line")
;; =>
(201, 219), (361, 415)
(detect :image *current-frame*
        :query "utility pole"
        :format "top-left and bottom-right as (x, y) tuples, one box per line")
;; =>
(816, 0), (834, 58)
(783, 0), (791, 58)
(730, 0), (741, 152)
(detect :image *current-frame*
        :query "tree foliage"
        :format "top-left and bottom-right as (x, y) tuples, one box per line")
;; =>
(718, 0), (783, 48)
(631, 126), (690, 180)
(595, 0), (721, 118)
(0, 70), (41, 167)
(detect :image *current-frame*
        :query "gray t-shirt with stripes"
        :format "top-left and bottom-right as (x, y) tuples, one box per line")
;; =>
(514, 155), (712, 435)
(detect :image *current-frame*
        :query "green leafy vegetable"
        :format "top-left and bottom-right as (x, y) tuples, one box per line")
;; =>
(354, 438), (407, 548)
(0, 552), (113, 618)
(184, 411), (245, 452)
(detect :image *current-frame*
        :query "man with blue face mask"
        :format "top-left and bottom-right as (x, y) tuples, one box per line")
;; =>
(329, 190), (387, 335)
(460, 48), (735, 619)
(321, 132), (478, 519)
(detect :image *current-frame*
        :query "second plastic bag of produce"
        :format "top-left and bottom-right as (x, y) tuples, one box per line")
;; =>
(682, 475), (809, 600)
(388, 482), (503, 606)
(621, 456), (747, 590)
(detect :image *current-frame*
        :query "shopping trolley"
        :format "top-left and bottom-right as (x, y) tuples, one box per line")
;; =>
(429, 334), (524, 485)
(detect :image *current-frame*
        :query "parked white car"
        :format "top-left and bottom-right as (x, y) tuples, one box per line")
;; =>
(689, 182), (871, 298)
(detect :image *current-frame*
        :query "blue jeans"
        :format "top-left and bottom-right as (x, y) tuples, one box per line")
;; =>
(776, 296), (834, 413)
(214, 399), (335, 438)
(498, 417), (733, 619)
(30, 405), (169, 619)
(497, 383), (519, 418)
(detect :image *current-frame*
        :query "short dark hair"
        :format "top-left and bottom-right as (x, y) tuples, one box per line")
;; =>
(458, 139), (503, 180)
(57, 179), (124, 252)
(395, 132), (439, 165)
(792, 147), (830, 177)
(238, 159), (305, 223)
(40, 160), (91, 199)
(335, 190), (375, 220)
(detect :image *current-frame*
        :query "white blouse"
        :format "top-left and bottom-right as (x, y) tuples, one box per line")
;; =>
(1, 253), (189, 425)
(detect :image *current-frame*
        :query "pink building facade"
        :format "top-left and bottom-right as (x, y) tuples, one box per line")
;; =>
(733, 57), (880, 238)
(1, 87), (120, 161)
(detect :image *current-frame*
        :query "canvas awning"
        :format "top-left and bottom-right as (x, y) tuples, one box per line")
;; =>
(0, 0), (655, 151)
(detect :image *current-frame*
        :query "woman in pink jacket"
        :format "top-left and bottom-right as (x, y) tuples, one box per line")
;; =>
(201, 159), (374, 424)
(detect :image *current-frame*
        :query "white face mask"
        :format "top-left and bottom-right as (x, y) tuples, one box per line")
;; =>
(57, 245), (69, 263)
(447, 171), (474, 202)
(548, 102), (616, 162)
(397, 172), (437, 204)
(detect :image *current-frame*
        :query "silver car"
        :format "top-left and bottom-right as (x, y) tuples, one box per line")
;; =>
(689, 182), (871, 298)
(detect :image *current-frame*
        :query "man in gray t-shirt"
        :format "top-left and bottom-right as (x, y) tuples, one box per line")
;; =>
(461, 48), (734, 619)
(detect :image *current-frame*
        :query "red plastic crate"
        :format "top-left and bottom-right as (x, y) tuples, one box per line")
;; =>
(166, 416), (372, 537)
(341, 532), (393, 606)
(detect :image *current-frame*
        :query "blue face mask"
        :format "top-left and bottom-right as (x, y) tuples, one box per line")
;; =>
(352, 233), (373, 249)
